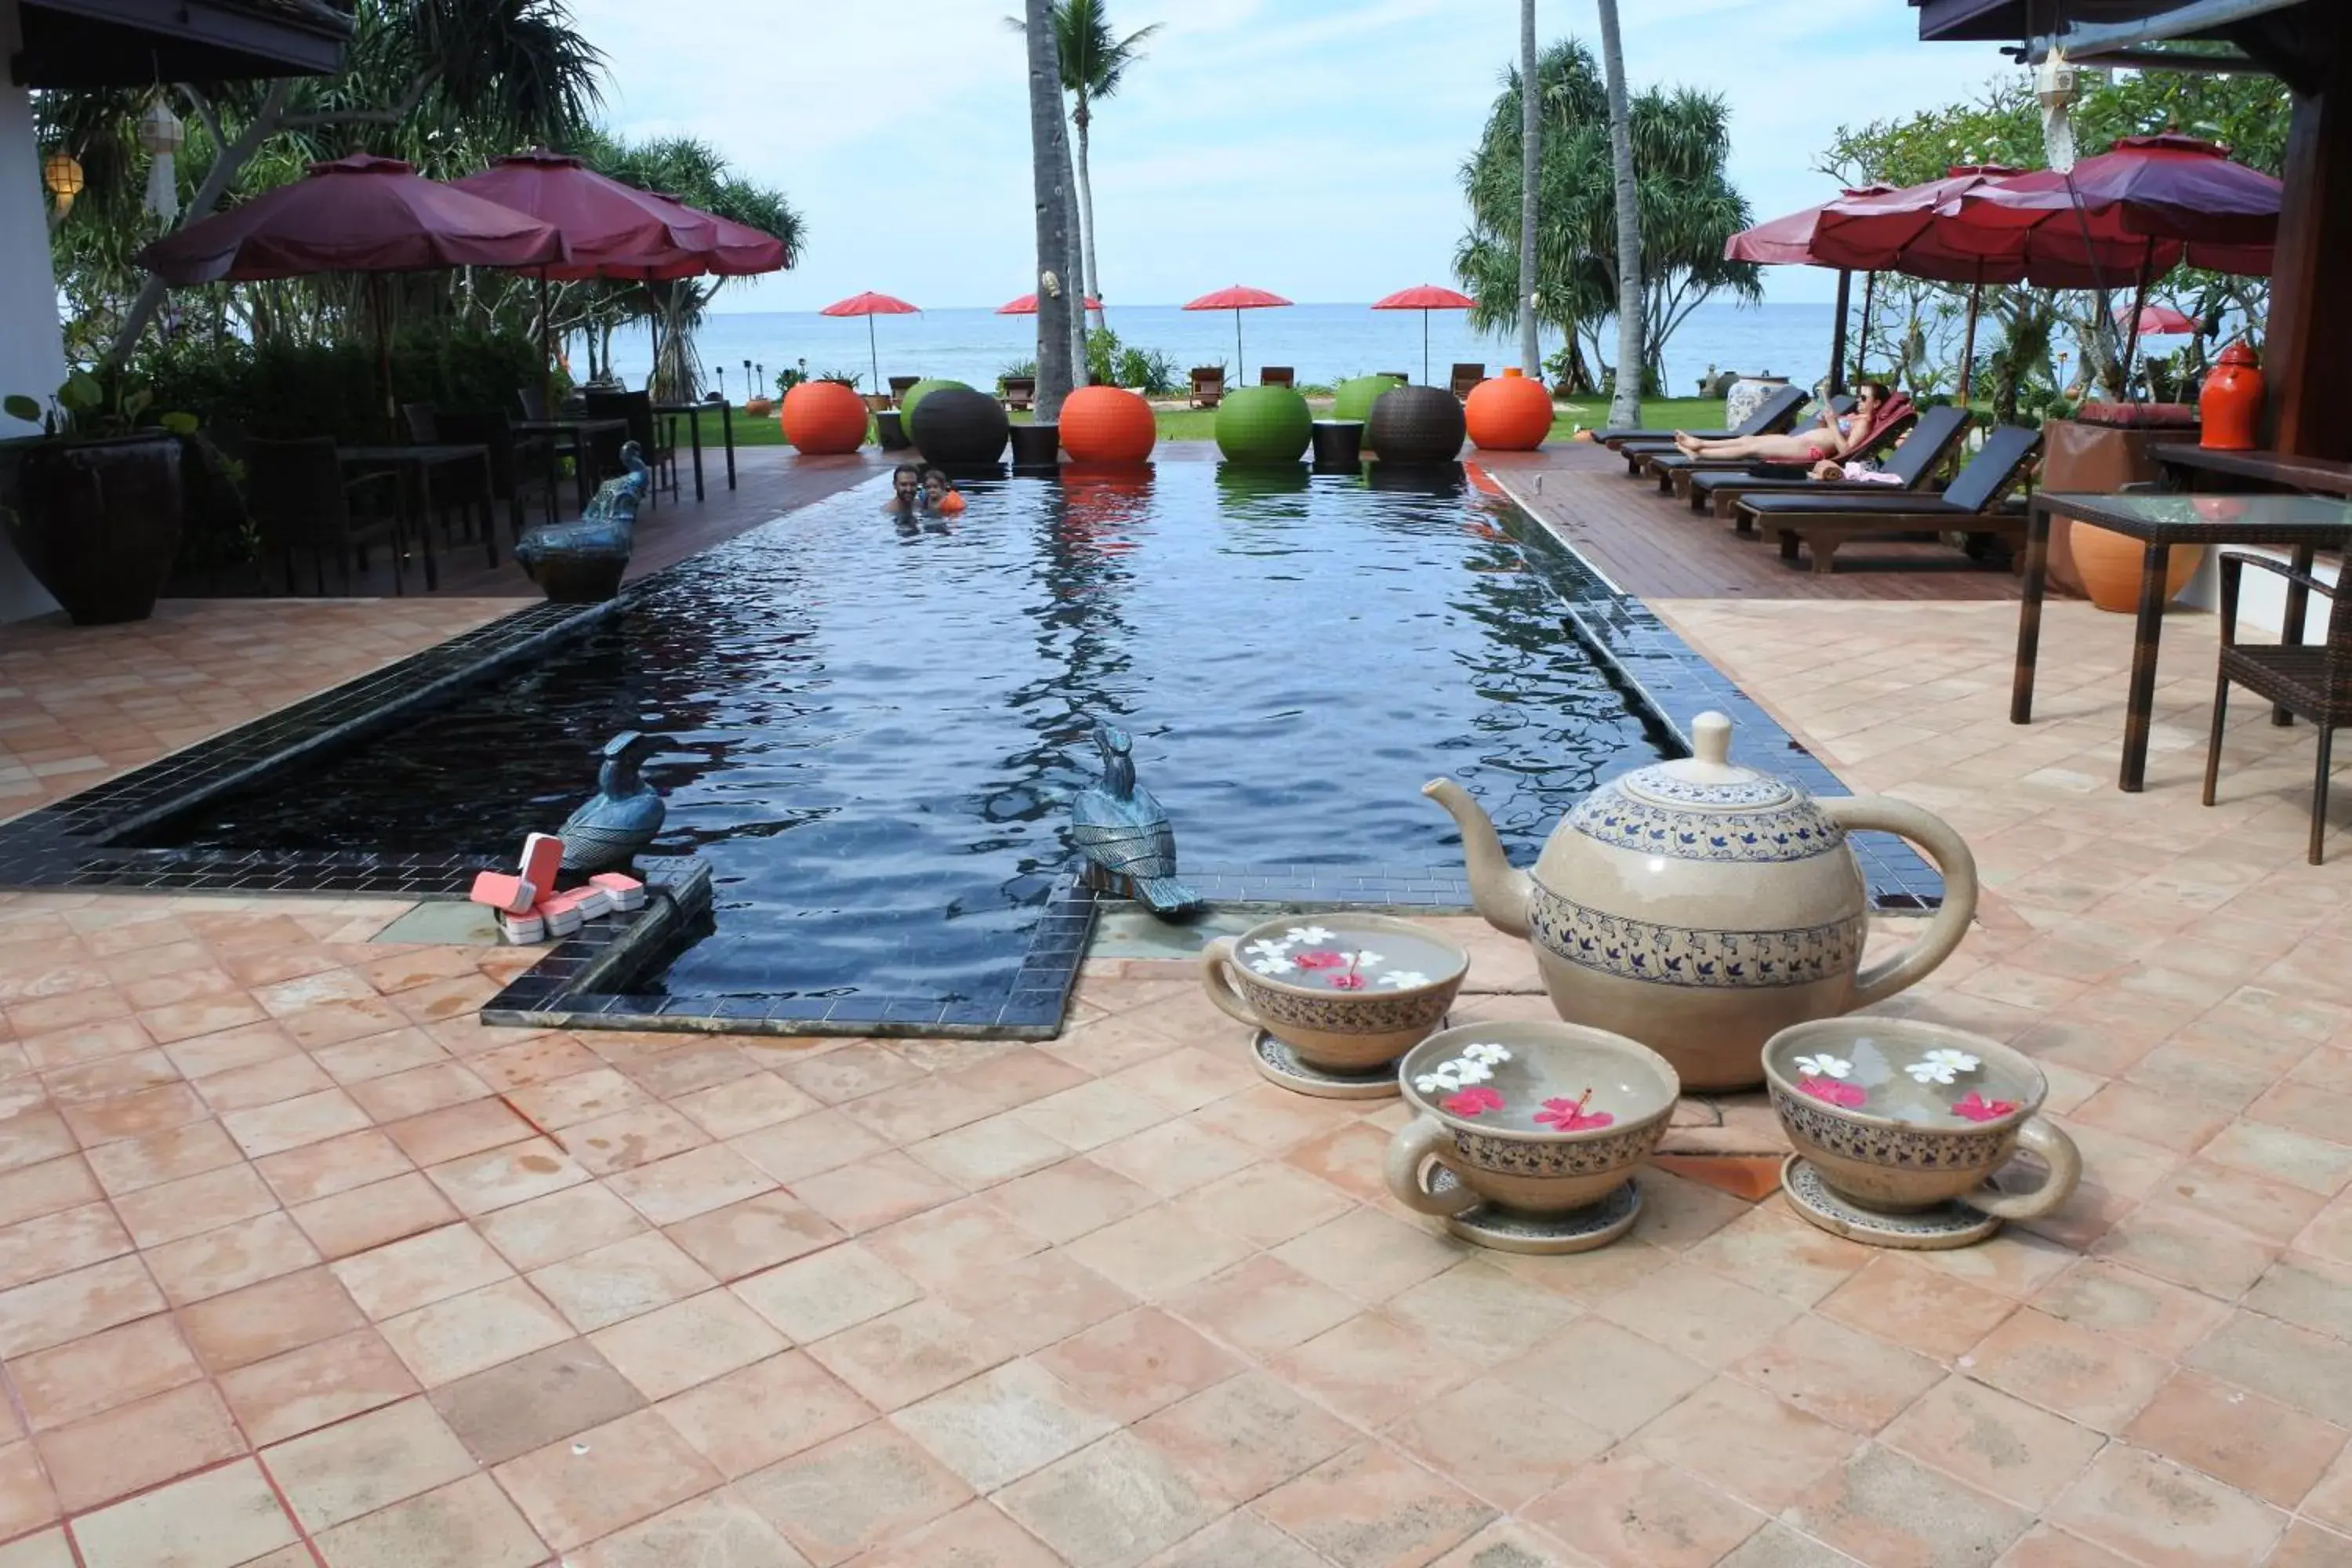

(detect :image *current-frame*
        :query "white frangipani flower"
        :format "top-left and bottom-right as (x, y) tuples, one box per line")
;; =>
(1244, 938), (1292, 961)
(1904, 1047), (1980, 1085)
(1414, 1065), (1463, 1094)
(1451, 1058), (1493, 1084)
(1247, 955), (1295, 976)
(1285, 926), (1334, 945)
(1793, 1054), (1852, 1080)
(1377, 971), (1432, 989)
(1461, 1042), (1512, 1065)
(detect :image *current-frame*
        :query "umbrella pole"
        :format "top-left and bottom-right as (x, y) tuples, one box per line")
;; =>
(538, 268), (553, 416)
(1423, 310), (1431, 385)
(2120, 241), (2156, 396)
(1855, 271), (1877, 386)
(370, 274), (394, 438)
(1958, 276), (1983, 408)
(868, 315), (879, 398)
(1828, 270), (1852, 397)
(1234, 307), (1243, 383)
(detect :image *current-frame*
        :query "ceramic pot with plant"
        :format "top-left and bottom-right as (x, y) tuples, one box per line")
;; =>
(1762, 1018), (2080, 1219)
(3, 371), (194, 626)
(1425, 711), (1978, 1092)
(1384, 1018), (1678, 1220)
(1200, 914), (1466, 1074)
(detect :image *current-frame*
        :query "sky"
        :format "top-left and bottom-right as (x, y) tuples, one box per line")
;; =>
(567, 0), (2030, 314)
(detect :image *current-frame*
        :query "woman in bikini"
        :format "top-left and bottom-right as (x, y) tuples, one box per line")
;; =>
(1671, 382), (1891, 464)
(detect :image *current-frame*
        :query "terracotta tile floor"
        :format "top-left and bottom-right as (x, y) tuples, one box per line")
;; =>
(0, 582), (2349, 1561)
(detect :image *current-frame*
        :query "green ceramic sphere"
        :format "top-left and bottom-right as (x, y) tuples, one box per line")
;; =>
(1330, 373), (1407, 426)
(1213, 385), (1313, 463)
(897, 378), (971, 434)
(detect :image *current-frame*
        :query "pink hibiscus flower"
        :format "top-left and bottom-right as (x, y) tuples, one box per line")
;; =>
(1442, 1087), (1504, 1117)
(1292, 949), (1347, 970)
(1326, 972), (1366, 990)
(1951, 1091), (2018, 1123)
(1798, 1076), (1867, 1109)
(1535, 1095), (1616, 1131)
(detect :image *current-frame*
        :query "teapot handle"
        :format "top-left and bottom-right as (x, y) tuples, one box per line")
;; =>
(1820, 795), (1979, 1011)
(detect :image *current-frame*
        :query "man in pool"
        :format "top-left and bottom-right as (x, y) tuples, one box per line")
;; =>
(883, 464), (922, 515)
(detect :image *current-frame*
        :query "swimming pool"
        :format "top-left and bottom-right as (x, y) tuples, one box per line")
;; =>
(135, 461), (1673, 1006)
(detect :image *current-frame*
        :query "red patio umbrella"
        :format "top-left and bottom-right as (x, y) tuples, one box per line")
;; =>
(1181, 285), (1292, 380)
(1370, 285), (1475, 384)
(996, 292), (1102, 314)
(1725, 186), (1894, 392)
(820, 292), (920, 394)
(138, 153), (563, 424)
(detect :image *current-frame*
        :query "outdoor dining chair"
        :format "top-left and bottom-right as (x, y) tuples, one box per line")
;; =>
(436, 409), (558, 538)
(2204, 551), (2352, 864)
(1450, 363), (1485, 400)
(243, 436), (409, 596)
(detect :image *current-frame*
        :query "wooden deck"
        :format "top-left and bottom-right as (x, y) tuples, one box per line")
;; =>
(1478, 443), (2027, 601)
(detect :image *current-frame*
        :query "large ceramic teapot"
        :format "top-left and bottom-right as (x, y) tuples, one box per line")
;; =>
(1424, 712), (1977, 1091)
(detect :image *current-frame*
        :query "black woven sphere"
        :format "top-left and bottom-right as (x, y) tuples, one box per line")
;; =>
(1367, 384), (1466, 463)
(909, 387), (1010, 467)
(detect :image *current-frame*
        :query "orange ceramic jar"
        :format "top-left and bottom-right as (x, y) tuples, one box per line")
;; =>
(781, 379), (869, 454)
(1465, 367), (1553, 451)
(1059, 385), (1156, 463)
(2199, 341), (2265, 452)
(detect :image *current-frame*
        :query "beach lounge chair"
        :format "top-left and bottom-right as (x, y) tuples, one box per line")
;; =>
(1630, 396), (1873, 487)
(1450, 363), (1485, 400)
(887, 376), (920, 407)
(1259, 366), (1295, 389)
(2203, 551), (2352, 863)
(1690, 405), (1970, 520)
(1596, 383), (1809, 452)
(1616, 394), (1850, 478)
(1189, 367), (1225, 408)
(1733, 423), (2043, 575)
(1000, 376), (1036, 412)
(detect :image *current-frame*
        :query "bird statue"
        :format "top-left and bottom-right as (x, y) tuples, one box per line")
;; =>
(516, 441), (649, 603)
(1071, 720), (1200, 920)
(558, 731), (666, 873)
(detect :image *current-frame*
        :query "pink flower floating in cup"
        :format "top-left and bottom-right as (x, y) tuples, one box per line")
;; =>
(1441, 1087), (1505, 1117)
(1327, 972), (1367, 990)
(1293, 949), (1348, 971)
(1797, 1076), (1867, 1109)
(1950, 1091), (2018, 1123)
(1535, 1089), (1615, 1131)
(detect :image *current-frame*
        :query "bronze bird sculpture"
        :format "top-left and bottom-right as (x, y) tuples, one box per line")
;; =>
(1072, 720), (1200, 920)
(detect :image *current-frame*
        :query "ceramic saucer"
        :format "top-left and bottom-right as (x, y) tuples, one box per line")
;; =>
(1779, 1155), (2000, 1250)
(1423, 1167), (1642, 1255)
(1252, 1030), (1400, 1099)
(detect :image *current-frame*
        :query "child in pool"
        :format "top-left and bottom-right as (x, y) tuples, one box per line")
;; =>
(921, 466), (967, 515)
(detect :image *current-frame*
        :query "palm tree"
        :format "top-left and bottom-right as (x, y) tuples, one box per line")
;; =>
(1024, 0), (1076, 419)
(1048, 1), (1160, 325)
(1595, 0), (1642, 427)
(1518, 0), (1541, 377)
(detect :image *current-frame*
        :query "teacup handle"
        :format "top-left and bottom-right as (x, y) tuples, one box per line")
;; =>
(1965, 1117), (2082, 1221)
(1823, 794), (1980, 1010)
(1199, 938), (1260, 1029)
(1384, 1115), (1482, 1218)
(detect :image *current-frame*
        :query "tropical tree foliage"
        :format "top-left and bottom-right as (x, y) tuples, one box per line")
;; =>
(1455, 38), (1760, 396)
(1819, 60), (2289, 408)
(1040, 1), (1158, 324)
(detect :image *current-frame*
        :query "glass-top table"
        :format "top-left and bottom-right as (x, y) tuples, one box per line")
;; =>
(2013, 490), (2352, 791)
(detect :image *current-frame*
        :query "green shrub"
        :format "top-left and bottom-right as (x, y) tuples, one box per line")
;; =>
(138, 326), (543, 443)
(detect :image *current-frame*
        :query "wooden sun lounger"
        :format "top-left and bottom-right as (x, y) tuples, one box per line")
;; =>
(1732, 424), (2043, 575)
(1189, 366), (1225, 408)
(1595, 383), (1807, 449)
(1692, 405), (1970, 521)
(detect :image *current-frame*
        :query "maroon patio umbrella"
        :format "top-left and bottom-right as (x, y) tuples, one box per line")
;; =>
(820, 292), (920, 394)
(1182, 285), (1292, 380)
(138, 154), (563, 425)
(1370, 285), (1475, 384)
(997, 292), (1102, 314)
(1724, 185), (1894, 391)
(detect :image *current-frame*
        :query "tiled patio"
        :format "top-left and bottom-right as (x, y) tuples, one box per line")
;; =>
(0, 480), (2350, 1563)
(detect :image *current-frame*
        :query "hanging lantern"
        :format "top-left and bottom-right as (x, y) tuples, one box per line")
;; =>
(137, 98), (186, 224)
(41, 150), (84, 222)
(2035, 49), (2079, 174)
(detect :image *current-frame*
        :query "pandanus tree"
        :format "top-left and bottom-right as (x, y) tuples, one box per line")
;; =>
(37, 0), (606, 366)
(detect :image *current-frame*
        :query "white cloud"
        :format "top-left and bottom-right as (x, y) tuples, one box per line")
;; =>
(565, 0), (2024, 310)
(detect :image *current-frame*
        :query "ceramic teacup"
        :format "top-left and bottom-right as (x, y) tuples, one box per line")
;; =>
(1762, 1018), (2081, 1219)
(1200, 913), (1468, 1074)
(1385, 1019), (1679, 1218)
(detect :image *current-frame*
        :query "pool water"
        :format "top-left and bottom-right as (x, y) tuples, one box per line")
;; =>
(137, 462), (1671, 1004)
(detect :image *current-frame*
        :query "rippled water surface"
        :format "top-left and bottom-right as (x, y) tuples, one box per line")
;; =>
(143, 462), (1671, 1001)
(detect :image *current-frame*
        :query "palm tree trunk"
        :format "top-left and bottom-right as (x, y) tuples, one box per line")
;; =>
(1595, 0), (1643, 429)
(1517, 0), (1541, 378)
(1060, 97), (1087, 383)
(1075, 97), (1103, 328)
(1026, 0), (1076, 419)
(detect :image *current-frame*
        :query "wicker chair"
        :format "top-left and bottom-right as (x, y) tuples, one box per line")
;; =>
(243, 437), (414, 595)
(2203, 552), (2352, 864)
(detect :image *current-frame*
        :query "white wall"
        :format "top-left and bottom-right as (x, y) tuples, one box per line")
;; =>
(2179, 543), (2336, 641)
(0, 0), (66, 622)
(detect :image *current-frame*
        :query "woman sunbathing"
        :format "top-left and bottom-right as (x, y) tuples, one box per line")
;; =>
(1673, 382), (1891, 463)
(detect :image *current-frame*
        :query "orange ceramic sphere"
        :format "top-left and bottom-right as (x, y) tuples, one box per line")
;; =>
(1058, 385), (1156, 463)
(1465, 367), (1553, 451)
(782, 379), (869, 454)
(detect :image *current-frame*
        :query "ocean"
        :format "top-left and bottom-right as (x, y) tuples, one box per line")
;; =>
(599, 300), (1843, 403)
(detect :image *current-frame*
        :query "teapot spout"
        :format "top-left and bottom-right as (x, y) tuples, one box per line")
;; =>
(1421, 778), (1531, 938)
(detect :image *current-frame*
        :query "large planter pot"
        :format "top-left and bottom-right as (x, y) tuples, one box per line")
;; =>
(5, 434), (183, 625)
(2071, 521), (2202, 612)
(1008, 421), (1062, 470)
(1465, 368), (1552, 451)
(908, 387), (1009, 468)
(1367, 385), (1466, 464)
(781, 379), (869, 454)
(1332, 374), (1406, 426)
(1214, 386), (1312, 463)
(1060, 386), (1155, 463)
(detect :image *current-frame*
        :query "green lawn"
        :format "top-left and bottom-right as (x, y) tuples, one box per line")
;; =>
(684, 394), (1736, 452)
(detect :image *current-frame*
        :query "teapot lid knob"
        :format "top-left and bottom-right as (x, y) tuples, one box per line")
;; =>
(1692, 712), (1733, 766)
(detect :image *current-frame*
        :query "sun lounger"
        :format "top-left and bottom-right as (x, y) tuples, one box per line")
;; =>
(1259, 366), (1295, 389)
(1000, 376), (1036, 412)
(1189, 366), (1225, 408)
(1450, 363), (1485, 400)
(1733, 423), (2043, 575)
(887, 376), (920, 407)
(1594, 383), (1807, 449)
(1690, 405), (1969, 520)
(1625, 397), (1866, 484)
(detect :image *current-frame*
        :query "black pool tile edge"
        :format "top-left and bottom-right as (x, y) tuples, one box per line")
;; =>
(482, 870), (1098, 1042)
